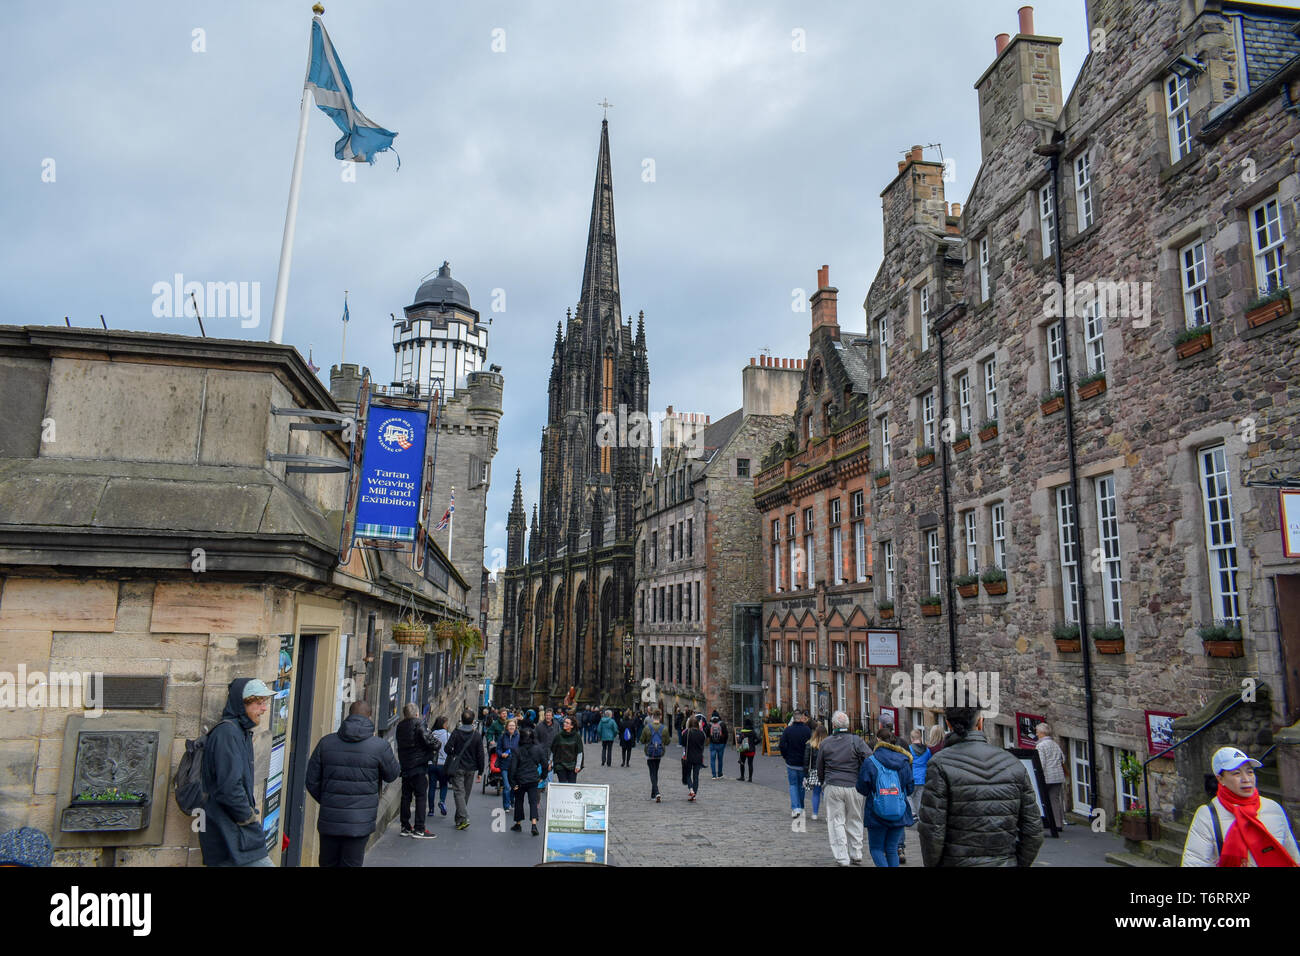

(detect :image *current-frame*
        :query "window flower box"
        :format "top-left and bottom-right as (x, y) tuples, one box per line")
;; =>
(955, 573), (979, 598)
(978, 420), (998, 442)
(1199, 623), (1244, 658)
(1092, 623), (1124, 654)
(952, 433), (971, 453)
(915, 446), (936, 468)
(874, 469), (891, 488)
(919, 596), (942, 617)
(1078, 371), (1107, 400)
(877, 600), (894, 621)
(1040, 391), (1065, 416)
(1052, 622), (1081, 653)
(980, 568), (1007, 596)
(1175, 325), (1212, 358)
(1245, 287), (1290, 328)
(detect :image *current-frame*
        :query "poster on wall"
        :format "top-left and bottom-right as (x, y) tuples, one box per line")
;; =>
(353, 405), (429, 543)
(542, 783), (609, 864)
(866, 631), (900, 668)
(1281, 490), (1300, 558)
(405, 657), (421, 707)
(263, 633), (293, 853)
(1145, 710), (1183, 756)
(423, 652), (437, 715)
(1016, 712), (1046, 749)
(379, 651), (402, 731)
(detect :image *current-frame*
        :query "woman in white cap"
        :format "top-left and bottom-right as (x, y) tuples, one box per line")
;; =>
(1180, 746), (1299, 867)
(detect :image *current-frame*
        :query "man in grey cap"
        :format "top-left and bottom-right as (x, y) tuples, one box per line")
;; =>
(199, 677), (276, 867)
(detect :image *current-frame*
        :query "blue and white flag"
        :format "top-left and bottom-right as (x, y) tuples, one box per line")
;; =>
(305, 17), (397, 164)
(341, 297), (350, 323)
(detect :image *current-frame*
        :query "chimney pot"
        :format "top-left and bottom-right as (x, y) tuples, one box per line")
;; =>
(818, 265), (829, 289)
(951, 202), (962, 217)
(750, 357), (756, 366)
(1018, 5), (1034, 35)
(996, 32), (1010, 55)
(910, 145), (923, 163)
(898, 160), (906, 172)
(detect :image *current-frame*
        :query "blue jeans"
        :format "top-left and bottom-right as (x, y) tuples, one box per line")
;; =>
(501, 765), (512, 810)
(811, 784), (822, 815)
(786, 766), (806, 810)
(868, 825), (904, 866)
(429, 764), (449, 805)
(709, 743), (725, 776)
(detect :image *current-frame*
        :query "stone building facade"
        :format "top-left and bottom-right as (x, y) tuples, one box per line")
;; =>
(755, 268), (879, 731)
(0, 327), (475, 866)
(862, 1), (1300, 824)
(497, 119), (652, 709)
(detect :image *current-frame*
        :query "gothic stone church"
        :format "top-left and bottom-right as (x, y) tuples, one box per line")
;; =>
(496, 119), (651, 709)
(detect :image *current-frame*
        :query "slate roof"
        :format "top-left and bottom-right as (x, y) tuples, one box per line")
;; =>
(834, 337), (875, 394)
(1239, 8), (1300, 88)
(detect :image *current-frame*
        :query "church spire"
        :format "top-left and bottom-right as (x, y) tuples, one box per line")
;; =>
(577, 119), (621, 334)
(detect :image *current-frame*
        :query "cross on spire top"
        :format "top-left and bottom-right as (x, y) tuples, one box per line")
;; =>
(598, 98), (614, 119)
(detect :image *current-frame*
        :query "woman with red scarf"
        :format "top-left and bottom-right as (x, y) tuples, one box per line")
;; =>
(1181, 747), (1299, 867)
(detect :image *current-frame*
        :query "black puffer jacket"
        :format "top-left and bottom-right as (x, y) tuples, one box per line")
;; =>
(918, 730), (1043, 867)
(395, 717), (439, 777)
(306, 713), (400, 837)
(443, 723), (485, 776)
(509, 741), (548, 787)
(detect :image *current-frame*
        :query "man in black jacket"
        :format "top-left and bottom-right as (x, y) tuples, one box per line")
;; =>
(919, 705), (1044, 867)
(395, 703), (439, 839)
(778, 711), (812, 819)
(306, 699), (400, 867)
(199, 677), (275, 867)
(444, 708), (485, 831)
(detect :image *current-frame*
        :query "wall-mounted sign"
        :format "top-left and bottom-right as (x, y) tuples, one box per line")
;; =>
(1145, 710), (1183, 757)
(1015, 711), (1045, 750)
(263, 633), (294, 853)
(354, 405), (429, 542)
(866, 630), (900, 668)
(379, 651), (402, 731)
(877, 706), (899, 733)
(1281, 490), (1300, 558)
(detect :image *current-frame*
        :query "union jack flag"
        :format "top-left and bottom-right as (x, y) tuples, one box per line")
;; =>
(434, 489), (455, 531)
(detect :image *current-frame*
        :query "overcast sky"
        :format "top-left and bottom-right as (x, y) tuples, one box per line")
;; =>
(3, 0), (1105, 564)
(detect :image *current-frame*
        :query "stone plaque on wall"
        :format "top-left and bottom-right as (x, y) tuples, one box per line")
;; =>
(100, 675), (167, 709)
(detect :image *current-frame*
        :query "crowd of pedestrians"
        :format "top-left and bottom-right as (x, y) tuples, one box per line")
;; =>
(196, 677), (1298, 869)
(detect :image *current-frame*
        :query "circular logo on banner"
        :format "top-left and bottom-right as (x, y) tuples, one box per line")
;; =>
(376, 417), (416, 453)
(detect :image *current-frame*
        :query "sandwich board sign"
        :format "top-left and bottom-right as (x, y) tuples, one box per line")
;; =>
(542, 783), (608, 865)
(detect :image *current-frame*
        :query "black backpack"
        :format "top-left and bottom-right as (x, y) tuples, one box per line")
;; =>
(174, 719), (235, 815)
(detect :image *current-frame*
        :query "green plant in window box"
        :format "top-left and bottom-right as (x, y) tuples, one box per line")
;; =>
(980, 567), (1008, 595)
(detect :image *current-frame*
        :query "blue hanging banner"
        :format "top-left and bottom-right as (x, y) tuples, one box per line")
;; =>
(354, 404), (429, 542)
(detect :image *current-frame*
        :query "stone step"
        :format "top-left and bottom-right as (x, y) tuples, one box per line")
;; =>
(1107, 850), (1170, 867)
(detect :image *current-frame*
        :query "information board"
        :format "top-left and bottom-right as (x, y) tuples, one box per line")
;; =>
(354, 406), (429, 542)
(542, 783), (609, 865)
(762, 723), (784, 756)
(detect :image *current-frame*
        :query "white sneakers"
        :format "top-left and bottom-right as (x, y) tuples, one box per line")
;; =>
(791, 809), (802, 819)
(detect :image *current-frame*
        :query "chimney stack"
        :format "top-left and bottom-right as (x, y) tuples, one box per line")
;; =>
(810, 264), (839, 341)
(1018, 5), (1034, 35)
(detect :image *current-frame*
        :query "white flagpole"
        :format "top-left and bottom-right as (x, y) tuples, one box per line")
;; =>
(448, 486), (454, 563)
(269, 87), (313, 344)
(340, 290), (348, 364)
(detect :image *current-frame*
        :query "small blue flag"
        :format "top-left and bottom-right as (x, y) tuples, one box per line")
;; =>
(305, 17), (397, 164)
(342, 298), (350, 323)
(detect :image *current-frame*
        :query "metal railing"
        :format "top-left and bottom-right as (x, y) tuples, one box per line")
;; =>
(1139, 694), (1246, 840)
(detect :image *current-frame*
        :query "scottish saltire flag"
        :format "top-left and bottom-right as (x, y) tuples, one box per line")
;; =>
(434, 489), (455, 531)
(341, 298), (350, 323)
(305, 17), (397, 164)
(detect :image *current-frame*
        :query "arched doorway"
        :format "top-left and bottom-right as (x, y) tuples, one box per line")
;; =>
(574, 581), (589, 692)
(599, 579), (615, 692)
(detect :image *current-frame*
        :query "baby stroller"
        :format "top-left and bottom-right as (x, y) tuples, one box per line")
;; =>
(482, 741), (504, 795)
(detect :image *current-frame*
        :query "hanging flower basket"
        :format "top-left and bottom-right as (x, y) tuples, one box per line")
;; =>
(392, 620), (429, 646)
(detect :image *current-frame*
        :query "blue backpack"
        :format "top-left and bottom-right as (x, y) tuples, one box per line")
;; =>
(868, 755), (906, 823)
(646, 724), (665, 759)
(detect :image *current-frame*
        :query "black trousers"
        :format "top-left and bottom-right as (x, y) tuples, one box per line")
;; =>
(400, 772), (429, 831)
(601, 740), (614, 765)
(556, 768), (577, 783)
(513, 783), (541, 823)
(319, 834), (367, 867)
(646, 758), (661, 797)
(738, 753), (754, 780)
(620, 743), (633, 766)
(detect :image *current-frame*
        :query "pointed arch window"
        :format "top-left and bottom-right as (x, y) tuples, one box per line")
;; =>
(601, 351), (614, 473)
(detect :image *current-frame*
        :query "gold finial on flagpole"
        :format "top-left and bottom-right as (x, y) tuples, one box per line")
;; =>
(312, 3), (324, 14)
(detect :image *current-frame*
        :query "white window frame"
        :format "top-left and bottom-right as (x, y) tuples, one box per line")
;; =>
(835, 670), (846, 715)
(983, 358), (998, 421)
(858, 673), (869, 724)
(1083, 300), (1106, 375)
(772, 519), (782, 592)
(1071, 737), (1092, 813)
(978, 235), (990, 302)
(1166, 73), (1191, 164)
(922, 392), (936, 450)
(1056, 486), (1081, 625)
(1115, 748), (1140, 812)
(957, 371), (971, 434)
(1047, 322), (1065, 392)
(877, 314), (889, 379)
(854, 520), (866, 583)
(919, 285), (930, 352)
(804, 507), (815, 589)
(1095, 475), (1123, 626)
(964, 510), (979, 575)
(1250, 197), (1286, 294)
(880, 414), (891, 468)
(1039, 184), (1055, 259)
(882, 540), (895, 601)
(1199, 445), (1241, 625)
(832, 526), (843, 585)
(991, 502), (1007, 571)
(926, 530), (941, 597)
(1074, 152), (1094, 231)
(1180, 239), (1209, 329)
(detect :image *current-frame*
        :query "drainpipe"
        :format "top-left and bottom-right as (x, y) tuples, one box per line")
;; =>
(1036, 137), (1100, 815)
(936, 307), (959, 675)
